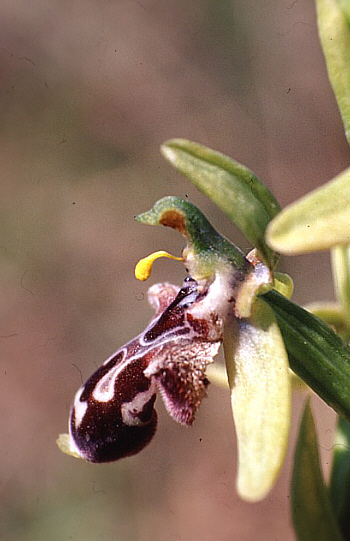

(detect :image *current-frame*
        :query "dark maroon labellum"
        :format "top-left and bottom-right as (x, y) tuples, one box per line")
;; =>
(69, 277), (222, 463)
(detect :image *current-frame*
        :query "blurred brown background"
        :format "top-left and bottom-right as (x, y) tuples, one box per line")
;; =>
(1, 0), (349, 540)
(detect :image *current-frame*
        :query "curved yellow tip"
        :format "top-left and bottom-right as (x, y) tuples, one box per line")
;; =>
(135, 250), (183, 281)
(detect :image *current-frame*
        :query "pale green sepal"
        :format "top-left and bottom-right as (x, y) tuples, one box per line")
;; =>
(273, 272), (294, 298)
(223, 298), (290, 502)
(329, 416), (350, 537)
(161, 139), (280, 269)
(57, 433), (82, 460)
(266, 167), (350, 254)
(316, 0), (350, 143)
(291, 401), (344, 541)
(332, 245), (350, 323)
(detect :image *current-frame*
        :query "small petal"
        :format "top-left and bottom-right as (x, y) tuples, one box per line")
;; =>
(147, 282), (179, 314)
(273, 272), (294, 299)
(235, 251), (273, 318)
(223, 298), (291, 502)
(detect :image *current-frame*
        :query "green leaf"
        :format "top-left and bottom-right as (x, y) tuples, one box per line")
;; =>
(316, 0), (350, 143)
(329, 416), (350, 539)
(291, 401), (344, 541)
(161, 139), (280, 269)
(223, 298), (290, 502)
(266, 167), (350, 254)
(332, 245), (350, 323)
(264, 290), (350, 422)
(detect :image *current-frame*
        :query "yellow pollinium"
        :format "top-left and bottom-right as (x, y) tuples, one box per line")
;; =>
(135, 250), (183, 281)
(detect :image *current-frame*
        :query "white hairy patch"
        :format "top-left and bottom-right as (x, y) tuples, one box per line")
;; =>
(189, 269), (233, 323)
(121, 380), (157, 427)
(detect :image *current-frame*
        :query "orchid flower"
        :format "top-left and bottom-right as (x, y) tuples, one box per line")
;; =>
(58, 194), (291, 502)
(58, 139), (350, 505)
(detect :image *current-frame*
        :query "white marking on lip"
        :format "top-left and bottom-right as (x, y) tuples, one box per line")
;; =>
(92, 340), (166, 403)
(73, 387), (88, 428)
(92, 361), (132, 403)
(85, 282), (199, 405)
(92, 349), (128, 402)
(121, 380), (157, 427)
(92, 371), (117, 402)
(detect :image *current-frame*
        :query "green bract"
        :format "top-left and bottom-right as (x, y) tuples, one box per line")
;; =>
(291, 401), (344, 541)
(264, 290), (350, 423)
